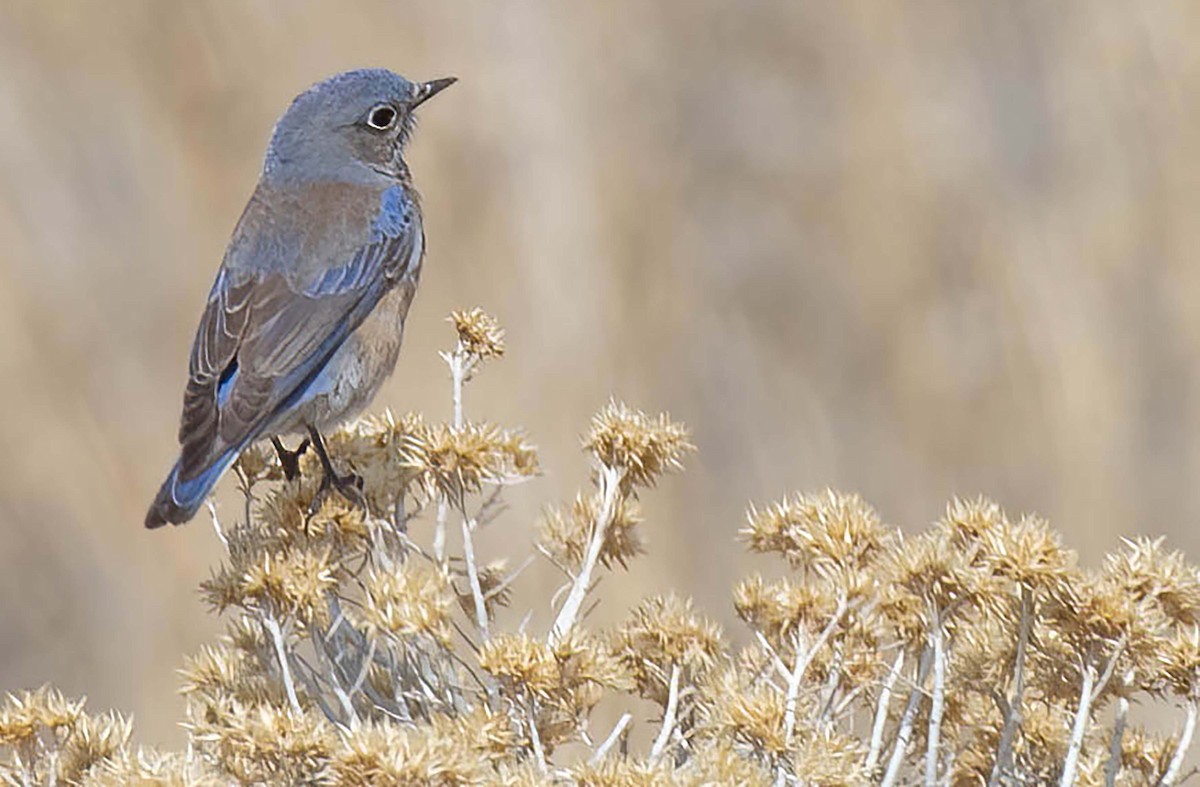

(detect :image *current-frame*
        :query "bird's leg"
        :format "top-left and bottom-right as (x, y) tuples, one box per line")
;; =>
(306, 425), (365, 513)
(271, 436), (310, 481)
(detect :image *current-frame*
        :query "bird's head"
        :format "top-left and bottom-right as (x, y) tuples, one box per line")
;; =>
(265, 68), (456, 181)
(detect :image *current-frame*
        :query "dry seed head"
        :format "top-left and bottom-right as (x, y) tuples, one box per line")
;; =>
(0, 685), (84, 745)
(678, 741), (774, 786)
(789, 726), (869, 786)
(236, 547), (338, 626)
(698, 668), (790, 758)
(478, 632), (560, 695)
(583, 401), (693, 490)
(478, 631), (631, 705)
(615, 595), (723, 702)
(1104, 536), (1200, 628)
(82, 747), (211, 786)
(938, 496), (1007, 548)
(450, 307), (506, 360)
(883, 532), (982, 614)
(741, 490), (889, 575)
(1119, 727), (1176, 780)
(979, 514), (1075, 593)
(57, 710), (133, 783)
(355, 563), (455, 646)
(189, 702), (335, 784)
(1155, 626), (1200, 698)
(403, 420), (539, 503)
(538, 492), (644, 573)
(571, 758), (675, 787)
(733, 574), (837, 647)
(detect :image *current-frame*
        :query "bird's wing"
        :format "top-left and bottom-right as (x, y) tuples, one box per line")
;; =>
(177, 181), (422, 480)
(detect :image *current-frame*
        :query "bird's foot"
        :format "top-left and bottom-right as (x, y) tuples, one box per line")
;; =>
(309, 468), (366, 515)
(272, 437), (310, 482)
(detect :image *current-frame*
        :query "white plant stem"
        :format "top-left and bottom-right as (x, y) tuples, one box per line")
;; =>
(881, 646), (933, 787)
(925, 616), (946, 787)
(263, 614), (302, 715)
(785, 597), (848, 742)
(549, 465), (622, 644)
(461, 516), (489, 640)
(1060, 661), (1097, 787)
(590, 713), (632, 765)
(1160, 698), (1198, 787)
(990, 589), (1033, 787)
(650, 664), (682, 764)
(1105, 694), (1129, 787)
(867, 650), (906, 773)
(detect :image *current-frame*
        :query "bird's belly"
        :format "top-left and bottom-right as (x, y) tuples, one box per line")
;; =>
(280, 281), (414, 434)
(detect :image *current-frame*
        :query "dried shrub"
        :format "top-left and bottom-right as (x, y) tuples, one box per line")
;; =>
(5, 310), (1200, 786)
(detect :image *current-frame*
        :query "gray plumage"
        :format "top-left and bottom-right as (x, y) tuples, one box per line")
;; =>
(146, 69), (454, 528)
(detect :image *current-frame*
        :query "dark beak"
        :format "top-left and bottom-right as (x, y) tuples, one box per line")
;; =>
(411, 77), (457, 109)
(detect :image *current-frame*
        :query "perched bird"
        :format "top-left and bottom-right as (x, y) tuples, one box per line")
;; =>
(146, 69), (455, 528)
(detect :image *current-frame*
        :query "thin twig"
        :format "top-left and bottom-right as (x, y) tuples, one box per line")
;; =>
(1160, 699), (1199, 787)
(205, 501), (229, 552)
(262, 614), (302, 715)
(925, 615), (946, 787)
(549, 465), (622, 643)
(590, 713), (633, 765)
(649, 664), (682, 764)
(990, 588), (1033, 787)
(527, 694), (548, 774)
(881, 646), (933, 787)
(785, 596), (848, 742)
(1060, 660), (1097, 787)
(1105, 693), (1129, 787)
(867, 650), (906, 773)
(460, 516), (490, 640)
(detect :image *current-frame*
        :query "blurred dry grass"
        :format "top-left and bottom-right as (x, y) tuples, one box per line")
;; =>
(2, 1), (1200, 746)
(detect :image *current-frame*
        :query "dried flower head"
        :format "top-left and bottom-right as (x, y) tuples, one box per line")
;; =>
(615, 595), (723, 702)
(450, 307), (506, 360)
(354, 563), (455, 646)
(403, 420), (539, 503)
(741, 490), (889, 579)
(583, 401), (693, 490)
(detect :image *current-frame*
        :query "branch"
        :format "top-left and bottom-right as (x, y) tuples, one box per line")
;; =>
(1160, 699), (1198, 787)
(881, 645), (933, 787)
(925, 614), (946, 786)
(785, 596), (848, 742)
(461, 516), (489, 640)
(262, 613), (303, 715)
(866, 650), (905, 773)
(649, 664), (682, 764)
(590, 713), (632, 765)
(990, 588), (1033, 787)
(1060, 660), (1097, 787)
(549, 465), (623, 643)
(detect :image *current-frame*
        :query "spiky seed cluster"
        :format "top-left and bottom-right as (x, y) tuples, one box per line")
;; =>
(450, 307), (506, 361)
(614, 595), (723, 703)
(354, 564), (455, 645)
(403, 420), (539, 503)
(741, 489), (889, 580)
(583, 400), (693, 490)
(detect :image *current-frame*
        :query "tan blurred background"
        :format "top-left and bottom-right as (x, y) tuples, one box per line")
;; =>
(2, 1), (1200, 744)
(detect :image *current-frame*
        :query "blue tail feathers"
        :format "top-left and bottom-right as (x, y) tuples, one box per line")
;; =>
(145, 449), (241, 528)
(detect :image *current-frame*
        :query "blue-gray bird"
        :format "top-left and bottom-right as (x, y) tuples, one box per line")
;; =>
(146, 69), (455, 528)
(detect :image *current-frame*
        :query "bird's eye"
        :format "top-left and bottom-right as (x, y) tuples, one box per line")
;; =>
(366, 104), (397, 130)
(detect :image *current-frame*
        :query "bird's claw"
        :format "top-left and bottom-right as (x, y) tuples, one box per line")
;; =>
(308, 469), (366, 515)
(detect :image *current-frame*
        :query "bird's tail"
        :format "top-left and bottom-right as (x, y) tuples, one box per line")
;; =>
(145, 449), (240, 528)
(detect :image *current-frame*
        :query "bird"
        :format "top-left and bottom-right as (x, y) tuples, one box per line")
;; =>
(145, 69), (455, 528)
